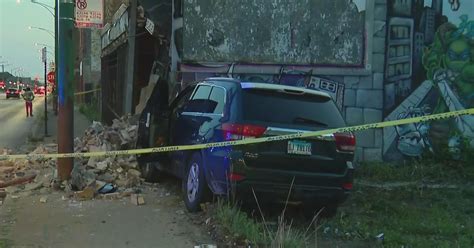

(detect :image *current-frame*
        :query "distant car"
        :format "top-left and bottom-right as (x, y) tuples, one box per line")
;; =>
(6, 88), (21, 99)
(137, 78), (355, 216)
(35, 86), (46, 95)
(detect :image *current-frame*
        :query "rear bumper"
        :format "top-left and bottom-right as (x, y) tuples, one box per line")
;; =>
(229, 160), (354, 205)
(234, 180), (350, 205)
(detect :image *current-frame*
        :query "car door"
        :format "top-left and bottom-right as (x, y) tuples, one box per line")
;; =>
(169, 83), (222, 178)
(199, 85), (229, 194)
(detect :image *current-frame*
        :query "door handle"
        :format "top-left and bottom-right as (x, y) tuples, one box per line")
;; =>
(145, 113), (151, 128)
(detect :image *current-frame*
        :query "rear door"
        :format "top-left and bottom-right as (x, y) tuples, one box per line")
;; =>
(239, 88), (353, 183)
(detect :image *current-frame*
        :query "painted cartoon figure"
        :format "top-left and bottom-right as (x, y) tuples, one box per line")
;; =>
(422, 16), (474, 156)
(395, 105), (433, 157)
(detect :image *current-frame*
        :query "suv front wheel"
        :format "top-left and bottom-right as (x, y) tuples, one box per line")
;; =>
(183, 153), (210, 212)
(139, 161), (160, 183)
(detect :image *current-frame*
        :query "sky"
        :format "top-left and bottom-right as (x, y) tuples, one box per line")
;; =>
(0, 0), (55, 80)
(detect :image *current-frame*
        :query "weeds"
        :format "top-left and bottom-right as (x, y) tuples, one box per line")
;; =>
(214, 157), (474, 247)
(79, 102), (100, 122)
(321, 158), (474, 247)
(355, 156), (474, 184)
(215, 177), (317, 247)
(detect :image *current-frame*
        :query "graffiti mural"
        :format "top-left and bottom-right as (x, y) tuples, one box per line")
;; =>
(177, 63), (346, 111)
(395, 105), (433, 157)
(383, 0), (474, 160)
(133, 0), (473, 161)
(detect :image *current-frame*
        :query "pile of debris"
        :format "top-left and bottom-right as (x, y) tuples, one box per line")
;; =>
(1, 115), (145, 203)
(0, 145), (57, 203)
(70, 115), (142, 197)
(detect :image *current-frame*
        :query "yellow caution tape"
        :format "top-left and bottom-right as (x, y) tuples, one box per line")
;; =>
(1, 108), (473, 160)
(74, 88), (101, 96)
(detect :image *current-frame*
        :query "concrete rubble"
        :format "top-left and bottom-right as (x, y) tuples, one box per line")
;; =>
(0, 115), (144, 204)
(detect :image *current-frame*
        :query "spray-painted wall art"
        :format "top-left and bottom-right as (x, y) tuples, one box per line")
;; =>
(383, 0), (474, 161)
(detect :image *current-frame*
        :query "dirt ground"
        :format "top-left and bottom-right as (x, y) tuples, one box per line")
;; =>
(0, 181), (213, 248)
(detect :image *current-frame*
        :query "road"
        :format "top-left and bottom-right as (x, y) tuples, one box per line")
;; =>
(0, 94), (43, 149)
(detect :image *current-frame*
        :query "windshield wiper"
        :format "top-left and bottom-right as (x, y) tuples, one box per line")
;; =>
(293, 117), (328, 127)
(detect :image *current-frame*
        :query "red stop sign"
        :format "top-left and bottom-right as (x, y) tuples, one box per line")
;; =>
(47, 71), (55, 83)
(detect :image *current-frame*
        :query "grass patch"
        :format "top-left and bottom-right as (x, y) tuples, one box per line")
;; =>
(213, 157), (474, 247)
(216, 200), (267, 245)
(321, 159), (474, 247)
(0, 239), (13, 248)
(79, 102), (100, 122)
(215, 200), (308, 247)
(355, 157), (474, 184)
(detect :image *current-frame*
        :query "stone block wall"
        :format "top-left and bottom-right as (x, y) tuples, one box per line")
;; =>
(341, 0), (387, 162)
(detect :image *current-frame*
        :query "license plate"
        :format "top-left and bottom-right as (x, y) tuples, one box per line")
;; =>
(287, 140), (312, 155)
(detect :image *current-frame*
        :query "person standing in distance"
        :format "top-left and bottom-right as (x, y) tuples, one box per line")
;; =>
(22, 87), (35, 117)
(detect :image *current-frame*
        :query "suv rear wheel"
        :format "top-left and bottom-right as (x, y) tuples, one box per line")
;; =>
(183, 153), (210, 212)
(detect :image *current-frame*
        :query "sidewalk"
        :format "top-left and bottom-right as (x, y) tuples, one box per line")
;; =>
(30, 100), (92, 143)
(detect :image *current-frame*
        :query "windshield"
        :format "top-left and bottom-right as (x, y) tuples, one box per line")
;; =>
(241, 88), (345, 128)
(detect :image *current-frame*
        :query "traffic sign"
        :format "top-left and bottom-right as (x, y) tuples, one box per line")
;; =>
(75, 0), (104, 28)
(47, 71), (55, 83)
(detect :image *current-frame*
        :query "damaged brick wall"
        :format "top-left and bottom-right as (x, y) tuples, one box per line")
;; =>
(182, 0), (365, 66)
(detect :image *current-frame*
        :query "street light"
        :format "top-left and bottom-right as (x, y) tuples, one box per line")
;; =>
(31, 0), (55, 16)
(35, 43), (54, 49)
(37, 49), (54, 56)
(17, 0), (54, 16)
(28, 26), (55, 38)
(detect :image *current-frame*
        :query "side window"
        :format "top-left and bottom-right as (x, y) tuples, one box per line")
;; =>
(209, 87), (225, 114)
(191, 85), (212, 100)
(184, 84), (212, 113)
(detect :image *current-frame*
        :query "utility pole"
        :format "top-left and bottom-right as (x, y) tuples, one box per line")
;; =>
(57, 0), (75, 180)
(124, 0), (137, 114)
(54, 0), (58, 116)
(42, 47), (48, 136)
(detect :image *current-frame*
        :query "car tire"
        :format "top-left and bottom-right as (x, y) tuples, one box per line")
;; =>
(138, 161), (160, 183)
(182, 153), (211, 212)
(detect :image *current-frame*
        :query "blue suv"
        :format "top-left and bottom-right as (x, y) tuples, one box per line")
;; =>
(137, 78), (355, 214)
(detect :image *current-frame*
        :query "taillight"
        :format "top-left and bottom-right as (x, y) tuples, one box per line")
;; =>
(342, 182), (353, 190)
(334, 132), (356, 152)
(228, 173), (245, 182)
(222, 123), (267, 141)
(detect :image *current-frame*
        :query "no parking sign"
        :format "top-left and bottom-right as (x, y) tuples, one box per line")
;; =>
(75, 0), (104, 28)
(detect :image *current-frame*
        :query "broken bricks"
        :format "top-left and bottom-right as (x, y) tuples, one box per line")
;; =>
(130, 193), (145, 206)
(74, 187), (95, 200)
(0, 115), (141, 202)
